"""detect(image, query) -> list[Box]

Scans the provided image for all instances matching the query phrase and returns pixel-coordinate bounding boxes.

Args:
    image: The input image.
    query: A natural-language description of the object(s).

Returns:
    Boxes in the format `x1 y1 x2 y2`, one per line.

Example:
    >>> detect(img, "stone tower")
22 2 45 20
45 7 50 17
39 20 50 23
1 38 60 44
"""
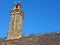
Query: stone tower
6 2 24 40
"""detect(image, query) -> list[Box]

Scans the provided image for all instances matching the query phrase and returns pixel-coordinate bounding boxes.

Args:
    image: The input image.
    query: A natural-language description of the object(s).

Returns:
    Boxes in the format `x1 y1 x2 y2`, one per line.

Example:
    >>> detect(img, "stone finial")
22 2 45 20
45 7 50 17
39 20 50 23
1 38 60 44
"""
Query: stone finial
14 2 17 9
17 1 22 9
14 1 22 9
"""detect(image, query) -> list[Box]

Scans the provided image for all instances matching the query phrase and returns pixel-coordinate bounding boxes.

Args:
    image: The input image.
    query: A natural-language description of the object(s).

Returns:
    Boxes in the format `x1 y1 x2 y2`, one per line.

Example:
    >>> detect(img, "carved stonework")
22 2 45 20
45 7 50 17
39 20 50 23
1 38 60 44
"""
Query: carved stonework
6 2 24 40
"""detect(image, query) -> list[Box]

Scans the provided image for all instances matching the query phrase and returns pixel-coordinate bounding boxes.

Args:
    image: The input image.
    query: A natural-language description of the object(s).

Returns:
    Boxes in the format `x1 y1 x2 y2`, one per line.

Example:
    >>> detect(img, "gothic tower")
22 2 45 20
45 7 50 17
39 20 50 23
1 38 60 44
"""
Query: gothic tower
6 2 24 40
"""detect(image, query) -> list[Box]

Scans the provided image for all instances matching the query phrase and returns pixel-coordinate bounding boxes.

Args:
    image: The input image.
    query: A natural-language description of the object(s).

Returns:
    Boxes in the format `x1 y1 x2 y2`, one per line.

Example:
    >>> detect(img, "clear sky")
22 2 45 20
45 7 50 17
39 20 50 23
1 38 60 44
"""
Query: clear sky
0 0 60 38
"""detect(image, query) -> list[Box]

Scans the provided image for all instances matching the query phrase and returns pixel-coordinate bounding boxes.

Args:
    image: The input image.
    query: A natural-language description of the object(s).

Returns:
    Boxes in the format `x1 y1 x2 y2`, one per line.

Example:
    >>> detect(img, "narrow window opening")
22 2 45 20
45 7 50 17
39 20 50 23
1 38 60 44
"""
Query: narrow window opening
16 5 18 8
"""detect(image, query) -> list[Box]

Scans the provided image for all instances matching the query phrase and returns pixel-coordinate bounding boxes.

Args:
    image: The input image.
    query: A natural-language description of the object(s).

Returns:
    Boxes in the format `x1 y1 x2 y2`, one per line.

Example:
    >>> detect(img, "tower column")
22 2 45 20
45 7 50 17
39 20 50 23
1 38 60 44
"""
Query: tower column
6 2 24 40
8 14 15 38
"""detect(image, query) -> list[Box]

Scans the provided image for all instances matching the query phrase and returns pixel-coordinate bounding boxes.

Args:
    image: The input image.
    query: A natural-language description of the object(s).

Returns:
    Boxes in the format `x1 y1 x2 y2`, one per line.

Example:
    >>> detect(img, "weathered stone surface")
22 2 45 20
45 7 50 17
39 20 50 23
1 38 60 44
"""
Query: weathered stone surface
1 1 60 45
0 32 60 45
7 2 24 39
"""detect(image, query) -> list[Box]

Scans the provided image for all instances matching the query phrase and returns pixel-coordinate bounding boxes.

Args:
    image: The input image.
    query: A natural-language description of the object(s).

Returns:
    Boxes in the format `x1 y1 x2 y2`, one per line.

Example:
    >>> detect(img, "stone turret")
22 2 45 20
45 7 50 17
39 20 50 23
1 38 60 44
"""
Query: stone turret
6 2 24 40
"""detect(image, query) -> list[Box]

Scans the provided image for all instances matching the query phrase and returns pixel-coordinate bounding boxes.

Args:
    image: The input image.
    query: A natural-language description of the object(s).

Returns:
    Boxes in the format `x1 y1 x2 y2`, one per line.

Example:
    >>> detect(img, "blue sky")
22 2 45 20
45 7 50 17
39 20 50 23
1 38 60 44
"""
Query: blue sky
0 0 60 38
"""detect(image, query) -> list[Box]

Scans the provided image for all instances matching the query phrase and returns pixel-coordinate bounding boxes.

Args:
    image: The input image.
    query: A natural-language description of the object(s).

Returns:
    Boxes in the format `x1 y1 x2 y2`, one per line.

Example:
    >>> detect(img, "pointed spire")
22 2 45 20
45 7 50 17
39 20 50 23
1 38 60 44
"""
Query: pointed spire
13 1 22 9
14 1 17 6
14 2 17 9
17 1 22 9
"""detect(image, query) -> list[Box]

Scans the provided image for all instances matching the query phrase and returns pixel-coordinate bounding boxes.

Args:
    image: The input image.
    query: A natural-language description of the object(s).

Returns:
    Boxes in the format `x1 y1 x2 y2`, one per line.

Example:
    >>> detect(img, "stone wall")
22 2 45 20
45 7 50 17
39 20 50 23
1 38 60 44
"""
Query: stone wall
0 32 60 45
